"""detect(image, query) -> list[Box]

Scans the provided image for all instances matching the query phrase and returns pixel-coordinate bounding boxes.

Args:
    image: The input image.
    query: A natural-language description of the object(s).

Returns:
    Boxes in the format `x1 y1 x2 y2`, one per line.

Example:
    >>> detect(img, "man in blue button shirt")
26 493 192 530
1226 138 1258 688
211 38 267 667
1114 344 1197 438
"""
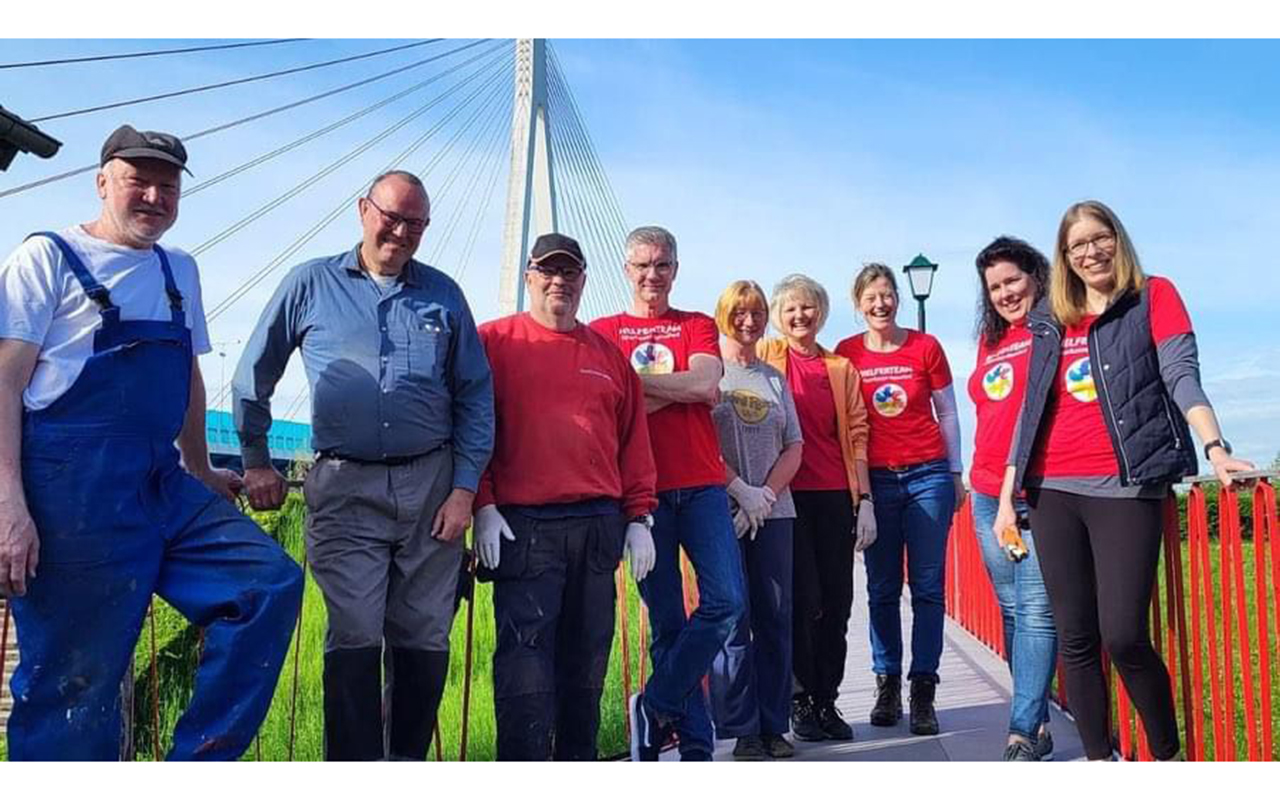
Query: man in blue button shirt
232 170 494 761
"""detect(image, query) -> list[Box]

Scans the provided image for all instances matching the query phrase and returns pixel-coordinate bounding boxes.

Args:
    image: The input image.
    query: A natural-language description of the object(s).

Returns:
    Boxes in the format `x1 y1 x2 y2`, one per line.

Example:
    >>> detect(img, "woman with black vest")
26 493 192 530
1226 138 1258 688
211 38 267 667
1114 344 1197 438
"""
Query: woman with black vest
995 200 1255 760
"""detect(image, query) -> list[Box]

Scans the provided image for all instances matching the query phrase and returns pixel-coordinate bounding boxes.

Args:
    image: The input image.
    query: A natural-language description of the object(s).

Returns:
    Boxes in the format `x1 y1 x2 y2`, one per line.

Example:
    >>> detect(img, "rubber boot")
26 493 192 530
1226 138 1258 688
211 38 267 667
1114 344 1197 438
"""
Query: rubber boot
869 674 902 727
386 648 450 760
909 676 940 736
323 646 384 761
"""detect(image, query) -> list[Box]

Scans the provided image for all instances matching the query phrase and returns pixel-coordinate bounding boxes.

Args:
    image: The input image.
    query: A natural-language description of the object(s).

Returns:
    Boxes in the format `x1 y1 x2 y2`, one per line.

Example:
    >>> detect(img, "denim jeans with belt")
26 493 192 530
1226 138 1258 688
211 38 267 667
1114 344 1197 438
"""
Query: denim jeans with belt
970 491 1057 739
864 459 956 680
641 485 746 757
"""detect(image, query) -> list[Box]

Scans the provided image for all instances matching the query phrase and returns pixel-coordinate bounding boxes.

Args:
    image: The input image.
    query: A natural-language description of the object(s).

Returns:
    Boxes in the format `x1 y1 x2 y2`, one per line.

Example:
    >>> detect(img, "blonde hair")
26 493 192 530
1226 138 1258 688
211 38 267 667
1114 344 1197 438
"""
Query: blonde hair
769 274 830 337
1050 200 1146 326
851 262 898 306
714 280 768 337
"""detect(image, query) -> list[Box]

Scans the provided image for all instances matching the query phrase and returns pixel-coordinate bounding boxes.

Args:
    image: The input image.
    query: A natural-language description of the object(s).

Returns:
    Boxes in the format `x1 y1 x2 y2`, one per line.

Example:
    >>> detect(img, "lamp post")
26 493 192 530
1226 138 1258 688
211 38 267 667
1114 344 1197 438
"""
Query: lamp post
902 254 939 333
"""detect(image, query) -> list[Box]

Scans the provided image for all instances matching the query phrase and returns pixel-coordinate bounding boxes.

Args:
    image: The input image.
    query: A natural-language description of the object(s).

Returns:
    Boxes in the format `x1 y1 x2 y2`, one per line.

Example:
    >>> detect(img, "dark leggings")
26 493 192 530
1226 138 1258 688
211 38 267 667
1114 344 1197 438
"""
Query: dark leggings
792 489 856 704
1027 488 1180 760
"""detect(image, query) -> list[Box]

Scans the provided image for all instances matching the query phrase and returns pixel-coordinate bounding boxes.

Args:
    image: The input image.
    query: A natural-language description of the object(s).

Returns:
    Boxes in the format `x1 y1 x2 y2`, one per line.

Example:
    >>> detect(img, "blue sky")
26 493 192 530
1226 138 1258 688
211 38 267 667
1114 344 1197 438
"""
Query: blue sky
3 37 1277 471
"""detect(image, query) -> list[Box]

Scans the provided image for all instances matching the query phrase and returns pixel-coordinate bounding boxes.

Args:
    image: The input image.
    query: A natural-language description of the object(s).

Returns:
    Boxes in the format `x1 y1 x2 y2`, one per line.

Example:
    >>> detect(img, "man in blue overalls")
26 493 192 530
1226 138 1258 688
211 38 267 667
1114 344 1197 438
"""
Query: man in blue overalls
0 125 304 760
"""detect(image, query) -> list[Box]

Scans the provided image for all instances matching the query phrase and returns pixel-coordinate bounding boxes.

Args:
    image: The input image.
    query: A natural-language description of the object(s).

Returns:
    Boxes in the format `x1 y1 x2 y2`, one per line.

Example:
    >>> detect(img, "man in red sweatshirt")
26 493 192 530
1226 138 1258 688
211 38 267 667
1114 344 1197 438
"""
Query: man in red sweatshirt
474 232 657 760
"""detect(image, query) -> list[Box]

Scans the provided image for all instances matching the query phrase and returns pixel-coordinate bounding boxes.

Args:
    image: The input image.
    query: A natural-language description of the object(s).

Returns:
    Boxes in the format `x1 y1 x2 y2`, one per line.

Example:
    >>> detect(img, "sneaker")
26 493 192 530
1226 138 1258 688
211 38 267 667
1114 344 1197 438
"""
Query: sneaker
869 674 902 727
815 702 854 741
791 696 825 741
908 676 939 736
1003 738 1040 761
629 692 671 761
762 734 795 759
732 736 767 761
1034 728 1054 761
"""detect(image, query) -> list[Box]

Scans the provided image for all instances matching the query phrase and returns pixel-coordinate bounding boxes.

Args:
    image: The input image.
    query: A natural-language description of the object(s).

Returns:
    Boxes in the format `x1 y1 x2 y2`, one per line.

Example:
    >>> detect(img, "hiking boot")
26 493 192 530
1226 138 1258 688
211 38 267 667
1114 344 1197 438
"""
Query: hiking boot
909 676 939 736
629 692 672 761
1034 727 1054 761
680 749 714 761
1003 738 1040 761
869 674 902 727
732 735 767 761
815 702 853 740
762 734 795 759
791 696 825 741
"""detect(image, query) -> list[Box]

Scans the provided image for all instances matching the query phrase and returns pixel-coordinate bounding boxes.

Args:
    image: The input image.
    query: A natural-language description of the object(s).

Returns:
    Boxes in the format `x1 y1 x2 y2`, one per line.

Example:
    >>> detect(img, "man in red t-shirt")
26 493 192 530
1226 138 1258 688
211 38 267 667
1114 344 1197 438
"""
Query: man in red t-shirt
473 233 657 760
590 225 745 761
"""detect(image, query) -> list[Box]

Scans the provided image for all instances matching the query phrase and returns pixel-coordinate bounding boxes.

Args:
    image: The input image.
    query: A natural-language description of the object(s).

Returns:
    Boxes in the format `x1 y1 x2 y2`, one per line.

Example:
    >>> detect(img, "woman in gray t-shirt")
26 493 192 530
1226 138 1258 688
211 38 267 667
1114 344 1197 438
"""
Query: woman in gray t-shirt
708 280 804 760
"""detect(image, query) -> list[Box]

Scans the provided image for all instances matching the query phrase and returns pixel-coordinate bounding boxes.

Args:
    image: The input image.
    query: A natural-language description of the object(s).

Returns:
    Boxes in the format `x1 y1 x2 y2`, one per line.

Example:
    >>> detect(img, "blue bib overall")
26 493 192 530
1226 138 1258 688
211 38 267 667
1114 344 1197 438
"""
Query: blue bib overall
7 232 302 761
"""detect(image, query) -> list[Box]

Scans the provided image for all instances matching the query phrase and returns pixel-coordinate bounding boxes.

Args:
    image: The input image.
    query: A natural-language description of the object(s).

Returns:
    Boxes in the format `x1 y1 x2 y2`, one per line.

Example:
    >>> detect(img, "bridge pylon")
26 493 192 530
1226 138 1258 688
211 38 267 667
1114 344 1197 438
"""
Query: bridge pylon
498 39 559 316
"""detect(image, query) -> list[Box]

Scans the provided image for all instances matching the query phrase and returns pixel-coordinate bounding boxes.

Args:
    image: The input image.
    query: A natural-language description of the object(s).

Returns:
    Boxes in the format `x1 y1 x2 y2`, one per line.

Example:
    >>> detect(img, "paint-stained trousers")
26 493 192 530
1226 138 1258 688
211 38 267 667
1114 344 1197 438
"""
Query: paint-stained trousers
482 508 627 761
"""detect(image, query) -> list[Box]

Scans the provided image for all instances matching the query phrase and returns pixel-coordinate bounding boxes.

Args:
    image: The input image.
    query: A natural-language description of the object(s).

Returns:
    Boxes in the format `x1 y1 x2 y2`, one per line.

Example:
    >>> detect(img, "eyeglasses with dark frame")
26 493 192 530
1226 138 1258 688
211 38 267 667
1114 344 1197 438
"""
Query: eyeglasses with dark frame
1066 231 1116 259
364 196 429 234
527 263 585 281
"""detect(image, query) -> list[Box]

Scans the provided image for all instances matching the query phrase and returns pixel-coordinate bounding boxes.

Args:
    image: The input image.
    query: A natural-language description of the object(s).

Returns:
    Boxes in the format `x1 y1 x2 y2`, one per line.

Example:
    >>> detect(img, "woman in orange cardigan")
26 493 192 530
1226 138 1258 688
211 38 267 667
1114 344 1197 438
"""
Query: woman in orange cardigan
758 273 873 742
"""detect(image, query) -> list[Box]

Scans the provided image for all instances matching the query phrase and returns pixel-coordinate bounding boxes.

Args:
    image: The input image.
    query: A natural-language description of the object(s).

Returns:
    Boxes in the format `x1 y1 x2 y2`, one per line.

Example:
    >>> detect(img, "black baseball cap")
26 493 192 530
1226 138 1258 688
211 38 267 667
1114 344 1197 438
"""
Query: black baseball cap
100 124 191 175
529 232 585 268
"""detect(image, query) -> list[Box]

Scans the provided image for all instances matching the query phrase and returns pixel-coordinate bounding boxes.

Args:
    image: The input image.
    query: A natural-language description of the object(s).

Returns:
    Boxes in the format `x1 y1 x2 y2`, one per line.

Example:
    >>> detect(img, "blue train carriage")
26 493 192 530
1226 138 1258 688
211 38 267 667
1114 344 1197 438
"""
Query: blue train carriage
204 410 313 474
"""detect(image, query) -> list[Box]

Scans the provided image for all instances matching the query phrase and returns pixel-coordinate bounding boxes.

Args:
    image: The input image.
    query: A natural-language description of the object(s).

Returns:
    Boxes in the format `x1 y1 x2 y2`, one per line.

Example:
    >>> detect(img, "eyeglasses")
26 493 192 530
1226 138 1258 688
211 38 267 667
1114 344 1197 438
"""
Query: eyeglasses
364 197 429 234
528 263 584 281
627 259 675 275
1066 232 1115 258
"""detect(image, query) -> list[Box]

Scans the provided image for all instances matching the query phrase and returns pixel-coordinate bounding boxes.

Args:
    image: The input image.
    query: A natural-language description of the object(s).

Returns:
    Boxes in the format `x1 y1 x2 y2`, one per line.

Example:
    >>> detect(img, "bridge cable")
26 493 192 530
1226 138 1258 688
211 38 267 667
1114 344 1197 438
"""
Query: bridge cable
28 39 446 123
0 39 501 201
190 48 510 260
185 41 509 198
203 55 513 325
0 39 309 70
453 92 516 284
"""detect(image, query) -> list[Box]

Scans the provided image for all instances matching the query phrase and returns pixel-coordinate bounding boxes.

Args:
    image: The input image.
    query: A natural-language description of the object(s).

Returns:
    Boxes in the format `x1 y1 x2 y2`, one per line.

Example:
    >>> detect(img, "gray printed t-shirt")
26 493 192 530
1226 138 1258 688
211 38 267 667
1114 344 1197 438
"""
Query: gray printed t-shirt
712 360 804 519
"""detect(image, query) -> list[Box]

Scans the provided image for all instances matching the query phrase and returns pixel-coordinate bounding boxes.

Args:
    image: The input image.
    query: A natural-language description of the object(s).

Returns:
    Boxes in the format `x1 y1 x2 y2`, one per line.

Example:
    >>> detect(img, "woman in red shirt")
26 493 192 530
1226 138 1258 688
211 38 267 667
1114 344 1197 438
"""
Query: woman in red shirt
967 236 1056 761
996 201 1255 760
836 263 965 737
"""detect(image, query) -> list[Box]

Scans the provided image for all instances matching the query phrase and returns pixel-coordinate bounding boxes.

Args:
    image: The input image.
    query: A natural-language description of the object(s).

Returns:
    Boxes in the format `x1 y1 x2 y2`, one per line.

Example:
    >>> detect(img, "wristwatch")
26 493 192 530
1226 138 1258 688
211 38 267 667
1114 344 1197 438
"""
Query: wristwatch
1203 438 1232 460
629 513 655 531
857 492 874 506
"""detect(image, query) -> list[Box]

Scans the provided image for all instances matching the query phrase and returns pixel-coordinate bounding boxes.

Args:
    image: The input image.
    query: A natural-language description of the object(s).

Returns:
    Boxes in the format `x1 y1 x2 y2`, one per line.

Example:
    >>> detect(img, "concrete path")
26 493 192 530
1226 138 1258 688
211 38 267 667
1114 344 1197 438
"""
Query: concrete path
662 553 1086 761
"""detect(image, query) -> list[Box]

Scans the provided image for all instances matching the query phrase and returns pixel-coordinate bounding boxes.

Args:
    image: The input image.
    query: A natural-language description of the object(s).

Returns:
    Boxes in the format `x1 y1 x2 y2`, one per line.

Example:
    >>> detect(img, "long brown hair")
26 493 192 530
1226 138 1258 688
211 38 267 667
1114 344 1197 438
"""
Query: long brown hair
1050 200 1146 326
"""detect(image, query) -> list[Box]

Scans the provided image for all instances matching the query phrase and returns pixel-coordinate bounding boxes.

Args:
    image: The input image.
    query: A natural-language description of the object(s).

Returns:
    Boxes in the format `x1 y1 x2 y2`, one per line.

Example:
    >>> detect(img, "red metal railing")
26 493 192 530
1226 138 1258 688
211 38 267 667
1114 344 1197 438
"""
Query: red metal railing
944 473 1280 761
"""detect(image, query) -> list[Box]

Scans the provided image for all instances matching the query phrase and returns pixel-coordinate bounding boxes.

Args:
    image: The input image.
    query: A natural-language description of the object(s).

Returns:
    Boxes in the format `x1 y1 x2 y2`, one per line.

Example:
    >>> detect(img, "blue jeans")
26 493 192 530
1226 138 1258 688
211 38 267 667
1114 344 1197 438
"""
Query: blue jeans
970 492 1057 739
864 459 955 680
641 485 746 757
709 518 793 738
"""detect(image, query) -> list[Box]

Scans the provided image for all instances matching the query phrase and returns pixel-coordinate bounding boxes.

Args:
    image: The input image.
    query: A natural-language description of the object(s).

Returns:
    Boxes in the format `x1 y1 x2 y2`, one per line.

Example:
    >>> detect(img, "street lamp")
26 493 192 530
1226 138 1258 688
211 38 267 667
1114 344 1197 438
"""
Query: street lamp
902 254 939 333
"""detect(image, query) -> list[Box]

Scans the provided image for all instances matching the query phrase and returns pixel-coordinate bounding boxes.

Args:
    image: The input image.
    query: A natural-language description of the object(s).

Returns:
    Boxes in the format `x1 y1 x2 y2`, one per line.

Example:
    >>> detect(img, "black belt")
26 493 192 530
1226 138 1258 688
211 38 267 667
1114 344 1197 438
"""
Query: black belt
317 446 441 467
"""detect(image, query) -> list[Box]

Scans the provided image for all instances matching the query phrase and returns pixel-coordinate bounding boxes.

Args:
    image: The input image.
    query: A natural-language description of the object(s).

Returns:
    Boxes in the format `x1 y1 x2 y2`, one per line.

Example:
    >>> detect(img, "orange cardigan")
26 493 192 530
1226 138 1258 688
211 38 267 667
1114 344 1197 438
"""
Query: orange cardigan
758 338 869 500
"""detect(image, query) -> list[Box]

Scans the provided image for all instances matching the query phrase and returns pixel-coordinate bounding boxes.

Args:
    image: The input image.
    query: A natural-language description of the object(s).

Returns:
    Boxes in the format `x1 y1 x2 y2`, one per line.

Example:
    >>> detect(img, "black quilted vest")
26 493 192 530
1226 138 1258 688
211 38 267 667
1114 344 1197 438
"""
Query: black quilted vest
1012 288 1198 491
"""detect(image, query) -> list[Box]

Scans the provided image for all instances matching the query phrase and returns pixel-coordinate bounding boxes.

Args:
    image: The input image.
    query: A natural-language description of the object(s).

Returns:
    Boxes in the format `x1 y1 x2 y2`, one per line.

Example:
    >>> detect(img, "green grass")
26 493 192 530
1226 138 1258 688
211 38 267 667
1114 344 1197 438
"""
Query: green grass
120 494 651 761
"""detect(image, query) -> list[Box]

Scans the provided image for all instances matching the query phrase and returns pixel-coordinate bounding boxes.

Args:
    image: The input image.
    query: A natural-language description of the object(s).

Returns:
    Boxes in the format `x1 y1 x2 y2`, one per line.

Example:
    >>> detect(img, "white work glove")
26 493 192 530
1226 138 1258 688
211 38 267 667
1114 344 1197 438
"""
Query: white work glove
727 477 775 533
625 522 656 582
732 507 755 540
474 504 515 569
854 497 877 552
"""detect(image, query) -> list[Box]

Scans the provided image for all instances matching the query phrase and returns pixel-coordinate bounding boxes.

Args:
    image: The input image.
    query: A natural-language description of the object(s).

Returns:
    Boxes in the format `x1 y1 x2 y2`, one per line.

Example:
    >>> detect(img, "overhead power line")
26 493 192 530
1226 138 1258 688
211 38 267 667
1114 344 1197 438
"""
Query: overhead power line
0 39 309 70
0 39 501 201
29 39 445 123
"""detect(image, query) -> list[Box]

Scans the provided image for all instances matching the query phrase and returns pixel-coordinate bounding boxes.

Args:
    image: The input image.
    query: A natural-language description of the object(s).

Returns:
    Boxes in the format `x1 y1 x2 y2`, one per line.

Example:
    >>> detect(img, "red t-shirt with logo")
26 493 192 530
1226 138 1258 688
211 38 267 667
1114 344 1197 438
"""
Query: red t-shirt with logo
591 309 727 492
786 349 848 491
968 322 1032 496
1030 276 1194 479
835 331 951 469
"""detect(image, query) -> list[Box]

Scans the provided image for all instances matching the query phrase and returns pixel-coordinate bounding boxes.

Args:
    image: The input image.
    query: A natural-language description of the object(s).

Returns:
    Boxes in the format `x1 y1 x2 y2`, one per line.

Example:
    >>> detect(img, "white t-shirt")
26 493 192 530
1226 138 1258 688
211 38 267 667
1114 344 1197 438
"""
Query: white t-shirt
0 225 212 411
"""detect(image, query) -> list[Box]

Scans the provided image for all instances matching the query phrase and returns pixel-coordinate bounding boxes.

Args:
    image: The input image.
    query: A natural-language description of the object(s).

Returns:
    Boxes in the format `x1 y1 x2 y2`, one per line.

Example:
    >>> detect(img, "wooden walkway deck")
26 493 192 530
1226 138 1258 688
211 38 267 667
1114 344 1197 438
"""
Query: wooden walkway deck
664 553 1086 761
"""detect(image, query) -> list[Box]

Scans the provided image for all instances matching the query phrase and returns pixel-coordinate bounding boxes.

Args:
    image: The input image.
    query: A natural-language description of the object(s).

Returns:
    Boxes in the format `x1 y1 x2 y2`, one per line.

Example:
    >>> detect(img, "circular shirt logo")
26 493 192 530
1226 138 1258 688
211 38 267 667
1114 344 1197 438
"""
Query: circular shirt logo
872 383 908 417
1065 356 1097 402
727 389 770 424
982 362 1015 401
630 342 674 375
